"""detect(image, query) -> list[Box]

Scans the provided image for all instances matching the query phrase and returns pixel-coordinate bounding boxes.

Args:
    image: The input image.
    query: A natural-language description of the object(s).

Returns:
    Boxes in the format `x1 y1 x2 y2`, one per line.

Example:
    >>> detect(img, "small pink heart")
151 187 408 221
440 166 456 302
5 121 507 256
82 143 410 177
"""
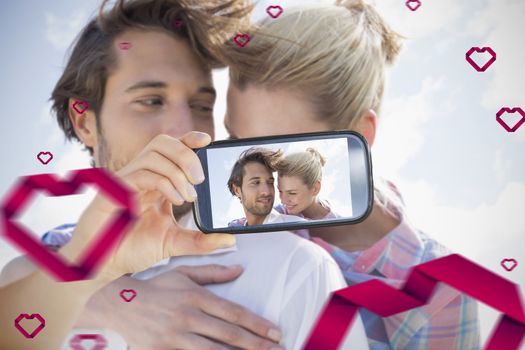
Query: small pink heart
501 258 518 272
37 151 53 165
118 42 132 50
233 34 251 48
172 20 183 29
496 107 525 132
405 0 421 11
120 289 137 302
266 5 283 19
73 100 89 115
465 47 496 72
14 313 46 339
70 334 108 350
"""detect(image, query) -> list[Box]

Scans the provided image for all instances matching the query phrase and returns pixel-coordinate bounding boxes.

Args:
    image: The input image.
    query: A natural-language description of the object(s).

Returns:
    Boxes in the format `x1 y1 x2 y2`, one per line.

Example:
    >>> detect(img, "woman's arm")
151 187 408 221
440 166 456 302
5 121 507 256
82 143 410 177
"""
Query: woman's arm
0 245 113 350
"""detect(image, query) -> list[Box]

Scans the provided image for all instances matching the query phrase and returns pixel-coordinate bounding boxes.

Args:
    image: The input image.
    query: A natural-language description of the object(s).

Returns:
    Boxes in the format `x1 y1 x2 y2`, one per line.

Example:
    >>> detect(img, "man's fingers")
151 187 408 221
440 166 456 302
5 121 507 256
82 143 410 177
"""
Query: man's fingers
149 133 207 184
131 151 197 202
175 264 244 285
188 310 284 350
178 131 212 149
166 228 236 257
197 292 283 344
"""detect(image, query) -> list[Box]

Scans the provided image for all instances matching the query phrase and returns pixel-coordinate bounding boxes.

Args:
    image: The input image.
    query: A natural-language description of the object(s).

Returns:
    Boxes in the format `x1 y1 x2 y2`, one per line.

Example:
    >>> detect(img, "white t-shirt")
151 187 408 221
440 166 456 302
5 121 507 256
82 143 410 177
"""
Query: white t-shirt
131 214 369 350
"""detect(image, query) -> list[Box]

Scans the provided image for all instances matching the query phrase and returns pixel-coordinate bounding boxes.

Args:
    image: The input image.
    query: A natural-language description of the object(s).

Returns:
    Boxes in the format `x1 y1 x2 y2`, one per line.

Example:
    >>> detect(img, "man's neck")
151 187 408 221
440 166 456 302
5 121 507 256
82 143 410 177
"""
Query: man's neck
245 211 267 226
302 199 330 220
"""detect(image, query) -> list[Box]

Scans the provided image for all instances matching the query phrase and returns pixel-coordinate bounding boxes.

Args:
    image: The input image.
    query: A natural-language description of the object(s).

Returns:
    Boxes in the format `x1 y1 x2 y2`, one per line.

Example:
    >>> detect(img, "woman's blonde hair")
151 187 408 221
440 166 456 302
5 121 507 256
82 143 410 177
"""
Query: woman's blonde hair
276 148 326 189
224 0 402 129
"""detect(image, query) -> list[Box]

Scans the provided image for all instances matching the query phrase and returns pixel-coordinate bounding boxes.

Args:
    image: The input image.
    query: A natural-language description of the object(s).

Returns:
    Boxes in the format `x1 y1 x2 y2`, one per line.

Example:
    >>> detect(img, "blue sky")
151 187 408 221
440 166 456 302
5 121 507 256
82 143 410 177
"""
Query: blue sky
0 0 524 345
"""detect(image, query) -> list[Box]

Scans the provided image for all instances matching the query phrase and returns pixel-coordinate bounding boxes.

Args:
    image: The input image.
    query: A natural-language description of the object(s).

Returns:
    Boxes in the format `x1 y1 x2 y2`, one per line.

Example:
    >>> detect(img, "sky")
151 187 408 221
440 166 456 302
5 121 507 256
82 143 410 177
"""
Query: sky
206 138 352 227
0 0 524 346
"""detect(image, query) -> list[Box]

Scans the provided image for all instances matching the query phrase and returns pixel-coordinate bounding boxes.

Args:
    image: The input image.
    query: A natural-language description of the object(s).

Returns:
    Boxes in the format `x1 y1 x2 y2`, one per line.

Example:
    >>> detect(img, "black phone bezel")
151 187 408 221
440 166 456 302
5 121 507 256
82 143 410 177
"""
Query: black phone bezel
193 130 374 234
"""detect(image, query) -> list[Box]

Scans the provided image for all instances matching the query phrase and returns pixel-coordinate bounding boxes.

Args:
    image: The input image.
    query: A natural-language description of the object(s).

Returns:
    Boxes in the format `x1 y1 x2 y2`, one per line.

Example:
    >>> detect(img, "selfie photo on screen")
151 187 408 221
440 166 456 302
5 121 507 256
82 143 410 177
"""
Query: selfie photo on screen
206 138 353 228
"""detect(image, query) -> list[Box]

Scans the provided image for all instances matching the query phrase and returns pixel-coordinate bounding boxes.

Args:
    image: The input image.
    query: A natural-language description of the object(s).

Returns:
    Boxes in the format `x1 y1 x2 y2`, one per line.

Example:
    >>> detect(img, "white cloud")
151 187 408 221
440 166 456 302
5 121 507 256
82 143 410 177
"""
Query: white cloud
372 77 445 180
45 11 88 50
374 0 464 39
464 0 525 141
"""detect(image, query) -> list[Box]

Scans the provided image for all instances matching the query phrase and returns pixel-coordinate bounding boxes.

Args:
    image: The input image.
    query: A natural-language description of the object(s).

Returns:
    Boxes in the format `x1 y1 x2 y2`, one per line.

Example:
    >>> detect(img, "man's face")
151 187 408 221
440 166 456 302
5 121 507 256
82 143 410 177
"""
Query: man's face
234 162 275 217
94 29 215 171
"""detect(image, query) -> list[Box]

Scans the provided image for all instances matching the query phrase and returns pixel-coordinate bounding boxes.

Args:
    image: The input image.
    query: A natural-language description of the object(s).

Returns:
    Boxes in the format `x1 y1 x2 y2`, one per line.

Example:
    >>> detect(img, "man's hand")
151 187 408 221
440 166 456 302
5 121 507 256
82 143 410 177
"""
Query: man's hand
80 264 284 350
65 132 236 281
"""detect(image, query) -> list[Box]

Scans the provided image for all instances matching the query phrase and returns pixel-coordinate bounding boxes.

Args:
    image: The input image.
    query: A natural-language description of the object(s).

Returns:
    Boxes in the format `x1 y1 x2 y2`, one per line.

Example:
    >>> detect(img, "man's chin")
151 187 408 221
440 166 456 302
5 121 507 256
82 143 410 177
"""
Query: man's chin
172 202 193 220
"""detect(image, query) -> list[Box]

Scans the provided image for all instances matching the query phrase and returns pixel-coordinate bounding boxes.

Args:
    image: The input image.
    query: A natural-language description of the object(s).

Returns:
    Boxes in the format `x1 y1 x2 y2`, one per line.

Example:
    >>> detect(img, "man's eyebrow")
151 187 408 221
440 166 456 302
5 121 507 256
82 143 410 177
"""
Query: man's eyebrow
125 81 167 92
197 86 216 97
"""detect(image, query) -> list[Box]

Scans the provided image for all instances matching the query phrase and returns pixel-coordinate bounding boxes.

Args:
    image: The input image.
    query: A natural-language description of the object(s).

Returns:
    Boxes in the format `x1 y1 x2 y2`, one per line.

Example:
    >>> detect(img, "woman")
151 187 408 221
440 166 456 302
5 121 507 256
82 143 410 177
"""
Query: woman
223 0 481 348
274 148 341 220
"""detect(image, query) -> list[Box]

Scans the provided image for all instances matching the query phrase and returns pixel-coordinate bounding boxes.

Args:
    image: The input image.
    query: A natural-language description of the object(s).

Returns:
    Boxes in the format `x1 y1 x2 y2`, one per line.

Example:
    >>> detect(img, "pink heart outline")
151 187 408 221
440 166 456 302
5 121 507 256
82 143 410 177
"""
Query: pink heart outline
266 5 283 19
14 313 46 339
172 19 183 29
37 151 53 165
69 334 108 350
496 107 525 132
73 100 89 115
118 42 132 50
466 47 497 72
119 288 137 302
0 168 137 282
303 254 525 350
233 34 251 48
501 258 518 272
405 0 421 11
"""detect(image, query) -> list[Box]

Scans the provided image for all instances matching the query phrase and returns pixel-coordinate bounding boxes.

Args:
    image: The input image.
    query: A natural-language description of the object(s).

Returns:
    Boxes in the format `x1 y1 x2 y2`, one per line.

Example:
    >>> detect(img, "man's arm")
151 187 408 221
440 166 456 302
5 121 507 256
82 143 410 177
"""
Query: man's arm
76 264 284 350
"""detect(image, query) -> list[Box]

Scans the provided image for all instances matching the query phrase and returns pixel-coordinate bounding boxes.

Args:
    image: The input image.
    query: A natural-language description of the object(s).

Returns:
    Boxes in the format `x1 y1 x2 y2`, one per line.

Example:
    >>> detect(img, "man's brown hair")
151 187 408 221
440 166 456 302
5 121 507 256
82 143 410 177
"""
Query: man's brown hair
227 147 283 196
50 0 252 160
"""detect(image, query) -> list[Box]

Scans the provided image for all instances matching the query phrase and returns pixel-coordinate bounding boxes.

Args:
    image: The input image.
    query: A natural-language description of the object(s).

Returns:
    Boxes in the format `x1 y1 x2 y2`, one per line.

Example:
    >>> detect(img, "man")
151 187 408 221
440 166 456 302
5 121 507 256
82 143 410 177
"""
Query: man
227 147 304 226
0 0 368 349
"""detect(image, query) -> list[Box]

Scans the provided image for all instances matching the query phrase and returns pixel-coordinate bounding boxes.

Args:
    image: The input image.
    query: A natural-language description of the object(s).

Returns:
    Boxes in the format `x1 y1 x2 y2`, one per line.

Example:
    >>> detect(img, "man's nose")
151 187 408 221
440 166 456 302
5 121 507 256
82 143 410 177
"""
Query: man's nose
260 184 271 195
161 106 194 138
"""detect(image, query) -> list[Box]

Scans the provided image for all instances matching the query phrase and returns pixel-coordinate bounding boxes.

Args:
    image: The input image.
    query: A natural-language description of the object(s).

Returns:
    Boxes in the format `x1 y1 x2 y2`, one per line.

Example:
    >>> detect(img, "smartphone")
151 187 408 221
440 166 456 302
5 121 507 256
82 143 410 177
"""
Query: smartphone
193 131 373 234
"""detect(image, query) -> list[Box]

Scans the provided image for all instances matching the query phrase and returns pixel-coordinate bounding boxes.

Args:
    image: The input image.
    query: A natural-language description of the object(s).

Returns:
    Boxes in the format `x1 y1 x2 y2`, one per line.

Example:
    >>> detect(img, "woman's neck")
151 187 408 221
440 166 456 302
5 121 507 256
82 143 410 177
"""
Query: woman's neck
308 201 400 252
302 198 330 220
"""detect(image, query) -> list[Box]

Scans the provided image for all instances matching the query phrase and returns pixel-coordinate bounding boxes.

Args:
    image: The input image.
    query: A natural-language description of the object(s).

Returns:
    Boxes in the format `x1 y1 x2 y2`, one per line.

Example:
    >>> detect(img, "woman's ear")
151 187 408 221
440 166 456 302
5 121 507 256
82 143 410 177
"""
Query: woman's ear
68 98 98 149
352 109 377 147
313 181 321 196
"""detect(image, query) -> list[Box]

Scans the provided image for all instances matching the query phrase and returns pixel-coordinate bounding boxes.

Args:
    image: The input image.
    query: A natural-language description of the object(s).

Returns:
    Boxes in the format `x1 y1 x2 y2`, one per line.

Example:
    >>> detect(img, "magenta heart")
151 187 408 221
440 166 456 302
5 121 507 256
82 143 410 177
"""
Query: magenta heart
14 313 46 339
266 5 283 19
465 47 496 72
501 258 518 272
405 0 421 11
69 334 107 350
0 168 137 282
120 288 137 302
118 42 132 50
172 19 183 29
496 107 525 132
37 151 53 165
233 33 251 48
73 100 89 114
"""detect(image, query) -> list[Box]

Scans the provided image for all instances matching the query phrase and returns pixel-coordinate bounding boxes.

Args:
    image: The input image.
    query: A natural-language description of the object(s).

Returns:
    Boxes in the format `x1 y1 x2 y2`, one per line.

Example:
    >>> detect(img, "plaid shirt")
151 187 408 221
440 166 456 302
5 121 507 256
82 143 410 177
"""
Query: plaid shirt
307 181 481 350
